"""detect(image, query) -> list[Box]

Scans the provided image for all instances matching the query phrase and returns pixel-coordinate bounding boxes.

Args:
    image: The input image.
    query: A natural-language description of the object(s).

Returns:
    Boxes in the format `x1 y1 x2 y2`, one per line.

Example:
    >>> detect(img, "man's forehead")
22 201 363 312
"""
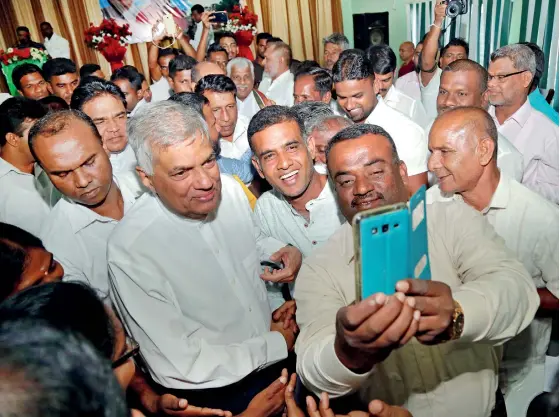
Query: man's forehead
330 134 393 161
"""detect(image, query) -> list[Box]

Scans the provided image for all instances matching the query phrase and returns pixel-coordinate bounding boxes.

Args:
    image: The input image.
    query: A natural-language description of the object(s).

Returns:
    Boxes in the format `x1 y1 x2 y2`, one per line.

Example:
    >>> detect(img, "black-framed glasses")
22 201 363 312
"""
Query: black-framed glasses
112 336 140 369
488 70 527 82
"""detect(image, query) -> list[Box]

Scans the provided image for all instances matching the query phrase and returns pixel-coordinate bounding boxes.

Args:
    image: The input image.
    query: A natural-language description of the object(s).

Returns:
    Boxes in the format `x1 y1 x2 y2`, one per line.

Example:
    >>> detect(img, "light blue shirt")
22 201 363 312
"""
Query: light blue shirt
217 149 254 184
529 89 559 125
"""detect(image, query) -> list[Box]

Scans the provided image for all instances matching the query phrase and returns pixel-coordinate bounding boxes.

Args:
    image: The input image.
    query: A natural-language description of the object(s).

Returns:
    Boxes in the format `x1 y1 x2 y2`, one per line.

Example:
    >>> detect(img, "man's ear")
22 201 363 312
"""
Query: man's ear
522 71 533 90
477 136 495 167
136 166 156 193
481 89 490 109
251 155 265 179
321 91 332 104
136 88 144 101
306 135 316 160
46 83 53 94
5 132 21 148
373 77 381 95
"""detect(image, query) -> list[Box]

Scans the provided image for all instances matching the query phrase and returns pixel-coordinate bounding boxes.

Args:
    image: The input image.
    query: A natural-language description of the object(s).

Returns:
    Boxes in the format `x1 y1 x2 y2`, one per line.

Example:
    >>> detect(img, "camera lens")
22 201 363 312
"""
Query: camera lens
446 0 461 17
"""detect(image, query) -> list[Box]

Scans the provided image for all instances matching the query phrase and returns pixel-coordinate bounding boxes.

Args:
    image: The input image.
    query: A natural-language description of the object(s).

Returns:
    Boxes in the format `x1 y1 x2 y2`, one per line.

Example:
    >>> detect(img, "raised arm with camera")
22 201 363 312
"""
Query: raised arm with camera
419 1 446 87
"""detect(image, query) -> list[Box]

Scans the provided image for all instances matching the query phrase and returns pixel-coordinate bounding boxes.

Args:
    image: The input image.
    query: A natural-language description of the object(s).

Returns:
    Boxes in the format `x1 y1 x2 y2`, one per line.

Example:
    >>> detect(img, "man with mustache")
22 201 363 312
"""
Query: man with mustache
366 44 429 128
227 57 273 121
29 110 136 297
333 50 429 194
294 122 538 417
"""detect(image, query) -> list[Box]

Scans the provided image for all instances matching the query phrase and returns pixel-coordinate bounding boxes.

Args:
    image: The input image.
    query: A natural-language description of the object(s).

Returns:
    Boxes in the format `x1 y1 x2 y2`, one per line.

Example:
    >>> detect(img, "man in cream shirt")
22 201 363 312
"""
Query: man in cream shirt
108 102 302 413
427 107 558 406
295 123 538 417
366 44 429 128
259 42 294 107
333 50 429 193
487 44 558 204
29 110 136 298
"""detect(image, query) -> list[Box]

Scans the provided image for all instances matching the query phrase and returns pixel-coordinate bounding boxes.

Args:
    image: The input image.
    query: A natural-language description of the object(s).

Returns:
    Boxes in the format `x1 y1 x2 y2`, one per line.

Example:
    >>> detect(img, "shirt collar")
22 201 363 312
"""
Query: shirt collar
490 99 532 128
233 115 249 142
481 173 509 214
0 157 33 179
384 85 398 104
270 69 292 86
280 176 332 216
365 96 389 124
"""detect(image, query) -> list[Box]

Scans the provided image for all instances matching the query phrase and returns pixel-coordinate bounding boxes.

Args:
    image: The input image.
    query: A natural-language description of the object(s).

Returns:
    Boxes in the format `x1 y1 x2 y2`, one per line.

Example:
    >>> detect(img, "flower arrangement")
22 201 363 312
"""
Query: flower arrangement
221 5 259 60
0 47 48 65
84 19 132 71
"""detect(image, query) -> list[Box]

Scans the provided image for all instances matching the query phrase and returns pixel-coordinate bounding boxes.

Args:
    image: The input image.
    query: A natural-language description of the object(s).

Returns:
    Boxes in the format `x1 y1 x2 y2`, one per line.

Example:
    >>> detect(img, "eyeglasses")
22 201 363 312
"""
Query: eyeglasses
488 70 527 83
112 336 140 369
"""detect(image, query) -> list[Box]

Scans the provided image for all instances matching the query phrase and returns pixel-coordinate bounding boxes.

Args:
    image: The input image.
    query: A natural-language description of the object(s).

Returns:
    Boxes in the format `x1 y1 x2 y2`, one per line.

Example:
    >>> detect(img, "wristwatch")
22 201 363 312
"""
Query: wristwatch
441 300 464 342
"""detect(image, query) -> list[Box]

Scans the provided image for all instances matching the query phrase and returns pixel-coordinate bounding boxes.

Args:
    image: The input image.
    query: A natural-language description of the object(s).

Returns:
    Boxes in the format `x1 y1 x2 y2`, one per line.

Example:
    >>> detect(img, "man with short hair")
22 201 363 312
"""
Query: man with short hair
79 64 105 80
367 44 429 127
70 78 140 183
259 42 295 106
227 57 271 120
168 54 197 94
521 42 558 125
190 3 214 50
322 33 349 71
219 32 238 61
0 98 54 236
253 32 272 84
207 43 229 72
307 114 353 169
427 106 558 401
487 44 558 203
111 67 145 116
40 22 70 59
431 58 524 182
395 40 424 101
12 64 51 100
250 106 346 258
398 41 415 77
42 58 79 105
420 3 469 118
196 75 251 161
295 122 538 417
108 101 301 412
293 66 332 105
29 110 136 297
333 50 429 193
14 26 45 50
149 49 176 102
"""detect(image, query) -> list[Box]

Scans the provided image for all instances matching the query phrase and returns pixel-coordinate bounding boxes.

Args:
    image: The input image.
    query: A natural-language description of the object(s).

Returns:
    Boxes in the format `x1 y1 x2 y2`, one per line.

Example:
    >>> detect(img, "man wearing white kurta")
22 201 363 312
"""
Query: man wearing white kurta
427 107 558 406
41 22 70 59
258 42 294 107
108 102 302 413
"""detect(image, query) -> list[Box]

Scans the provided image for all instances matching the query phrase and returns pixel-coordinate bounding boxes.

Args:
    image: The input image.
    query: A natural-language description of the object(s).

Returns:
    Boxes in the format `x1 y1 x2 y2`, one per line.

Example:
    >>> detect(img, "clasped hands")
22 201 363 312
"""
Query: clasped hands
335 279 455 372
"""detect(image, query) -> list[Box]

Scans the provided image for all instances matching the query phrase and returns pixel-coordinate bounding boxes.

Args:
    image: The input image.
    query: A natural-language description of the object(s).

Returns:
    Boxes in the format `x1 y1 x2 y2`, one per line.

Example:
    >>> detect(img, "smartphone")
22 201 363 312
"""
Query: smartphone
212 11 228 24
353 186 431 300
162 13 175 36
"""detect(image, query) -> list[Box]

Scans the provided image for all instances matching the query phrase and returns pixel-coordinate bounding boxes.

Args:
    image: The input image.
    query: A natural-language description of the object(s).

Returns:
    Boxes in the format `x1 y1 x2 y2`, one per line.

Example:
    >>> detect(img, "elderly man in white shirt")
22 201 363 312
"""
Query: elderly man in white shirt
27 110 136 298
259 42 294 107
333 50 429 193
228 57 271 121
108 101 302 413
419 3 469 119
71 78 144 197
366 44 429 128
0 97 55 237
196 74 251 160
295 122 538 417
487 44 558 204
428 58 524 182
427 107 558 412
41 22 70 59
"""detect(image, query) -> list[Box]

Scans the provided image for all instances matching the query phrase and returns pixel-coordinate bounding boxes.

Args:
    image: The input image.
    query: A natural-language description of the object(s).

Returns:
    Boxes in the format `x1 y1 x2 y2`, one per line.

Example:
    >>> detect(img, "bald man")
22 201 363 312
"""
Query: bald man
398 42 415 77
427 106 558 401
190 61 226 91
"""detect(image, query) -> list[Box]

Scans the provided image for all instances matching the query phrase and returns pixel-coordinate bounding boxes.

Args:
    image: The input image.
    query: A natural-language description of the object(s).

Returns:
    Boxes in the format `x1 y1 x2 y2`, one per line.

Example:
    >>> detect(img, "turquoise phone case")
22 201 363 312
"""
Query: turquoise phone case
353 186 431 299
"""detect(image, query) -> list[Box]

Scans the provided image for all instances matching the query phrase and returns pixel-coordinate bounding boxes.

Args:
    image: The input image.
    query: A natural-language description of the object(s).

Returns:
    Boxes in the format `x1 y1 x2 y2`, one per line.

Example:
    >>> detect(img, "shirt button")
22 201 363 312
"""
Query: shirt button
304 224 308 228
312 240 317 245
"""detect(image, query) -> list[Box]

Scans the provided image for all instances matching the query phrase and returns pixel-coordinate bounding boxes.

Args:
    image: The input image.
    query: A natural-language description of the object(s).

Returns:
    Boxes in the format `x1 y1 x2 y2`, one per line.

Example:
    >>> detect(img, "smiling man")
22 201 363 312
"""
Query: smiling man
42 58 80 105
219 32 239 61
333 50 429 193
108 101 301 413
227 57 272 121
29 110 136 297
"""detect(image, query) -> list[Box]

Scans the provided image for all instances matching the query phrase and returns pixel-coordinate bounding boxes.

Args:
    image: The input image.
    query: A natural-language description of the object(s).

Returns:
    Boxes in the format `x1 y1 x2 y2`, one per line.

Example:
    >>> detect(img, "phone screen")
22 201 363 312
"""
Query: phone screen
213 12 228 24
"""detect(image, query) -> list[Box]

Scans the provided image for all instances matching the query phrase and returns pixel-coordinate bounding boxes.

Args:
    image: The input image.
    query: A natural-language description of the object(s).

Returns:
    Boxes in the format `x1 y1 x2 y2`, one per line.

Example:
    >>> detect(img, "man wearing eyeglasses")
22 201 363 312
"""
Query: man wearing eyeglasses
487 44 559 204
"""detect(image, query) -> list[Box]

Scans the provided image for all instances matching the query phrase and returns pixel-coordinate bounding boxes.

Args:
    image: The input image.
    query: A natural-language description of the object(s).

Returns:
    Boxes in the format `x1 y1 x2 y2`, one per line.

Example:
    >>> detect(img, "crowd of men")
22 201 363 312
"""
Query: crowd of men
0 2 558 417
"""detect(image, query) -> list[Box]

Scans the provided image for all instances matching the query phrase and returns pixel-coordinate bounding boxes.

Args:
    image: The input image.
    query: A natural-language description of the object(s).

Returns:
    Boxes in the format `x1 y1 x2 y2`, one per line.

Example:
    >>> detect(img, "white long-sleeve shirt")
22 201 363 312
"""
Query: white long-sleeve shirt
295 200 538 417
258 70 294 107
44 33 70 59
384 86 429 128
108 175 288 390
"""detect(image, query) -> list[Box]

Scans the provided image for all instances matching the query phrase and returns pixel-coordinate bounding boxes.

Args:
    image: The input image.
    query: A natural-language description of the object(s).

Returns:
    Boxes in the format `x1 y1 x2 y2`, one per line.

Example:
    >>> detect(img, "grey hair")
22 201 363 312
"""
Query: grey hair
227 57 254 78
291 101 334 138
127 101 209 175
322 33 350 50
308 114 353 138
490 44 536 76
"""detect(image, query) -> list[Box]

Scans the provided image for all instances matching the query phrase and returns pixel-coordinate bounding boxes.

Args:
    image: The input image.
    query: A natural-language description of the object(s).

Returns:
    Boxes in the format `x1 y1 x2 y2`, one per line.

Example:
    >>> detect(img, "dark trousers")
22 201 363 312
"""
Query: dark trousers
491 388 508 417
163 353 296 415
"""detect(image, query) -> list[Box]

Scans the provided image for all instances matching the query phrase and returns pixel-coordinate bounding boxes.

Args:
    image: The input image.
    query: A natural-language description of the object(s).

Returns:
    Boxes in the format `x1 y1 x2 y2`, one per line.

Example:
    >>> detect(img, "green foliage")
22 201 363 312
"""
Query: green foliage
212 0 239 13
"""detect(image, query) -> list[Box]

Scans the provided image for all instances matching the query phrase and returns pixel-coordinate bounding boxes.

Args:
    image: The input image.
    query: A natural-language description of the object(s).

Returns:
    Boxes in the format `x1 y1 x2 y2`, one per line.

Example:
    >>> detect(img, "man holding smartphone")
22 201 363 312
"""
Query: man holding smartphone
294 123 538 417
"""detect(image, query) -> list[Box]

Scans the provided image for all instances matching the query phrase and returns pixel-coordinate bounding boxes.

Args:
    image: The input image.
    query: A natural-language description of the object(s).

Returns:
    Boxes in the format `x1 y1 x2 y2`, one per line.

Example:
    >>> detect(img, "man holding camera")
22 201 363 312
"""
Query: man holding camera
420 1 469 119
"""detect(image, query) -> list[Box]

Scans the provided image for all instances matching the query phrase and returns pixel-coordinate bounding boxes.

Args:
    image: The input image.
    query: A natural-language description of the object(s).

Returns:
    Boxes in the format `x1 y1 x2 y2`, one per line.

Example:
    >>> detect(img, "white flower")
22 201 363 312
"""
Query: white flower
7 48 13 53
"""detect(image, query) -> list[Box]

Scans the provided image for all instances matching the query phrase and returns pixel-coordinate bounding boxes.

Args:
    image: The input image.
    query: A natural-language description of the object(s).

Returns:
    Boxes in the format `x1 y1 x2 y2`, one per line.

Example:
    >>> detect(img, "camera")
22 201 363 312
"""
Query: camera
446 0 468 18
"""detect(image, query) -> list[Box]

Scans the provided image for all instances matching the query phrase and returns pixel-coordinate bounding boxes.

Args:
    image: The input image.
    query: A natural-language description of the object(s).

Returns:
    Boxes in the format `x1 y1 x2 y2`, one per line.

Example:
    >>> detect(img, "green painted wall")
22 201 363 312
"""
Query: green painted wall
341 0 409 56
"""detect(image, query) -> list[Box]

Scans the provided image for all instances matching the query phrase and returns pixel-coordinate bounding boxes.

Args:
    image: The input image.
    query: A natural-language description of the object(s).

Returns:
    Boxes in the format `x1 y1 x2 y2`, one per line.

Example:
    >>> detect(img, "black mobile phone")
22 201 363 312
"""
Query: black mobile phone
212 11 228 24
260 260 283 271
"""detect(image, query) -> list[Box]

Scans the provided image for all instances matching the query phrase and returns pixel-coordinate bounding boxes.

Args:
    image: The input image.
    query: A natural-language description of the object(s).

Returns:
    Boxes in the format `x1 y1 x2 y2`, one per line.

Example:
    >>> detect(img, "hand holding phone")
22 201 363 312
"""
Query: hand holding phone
211 11 228 24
